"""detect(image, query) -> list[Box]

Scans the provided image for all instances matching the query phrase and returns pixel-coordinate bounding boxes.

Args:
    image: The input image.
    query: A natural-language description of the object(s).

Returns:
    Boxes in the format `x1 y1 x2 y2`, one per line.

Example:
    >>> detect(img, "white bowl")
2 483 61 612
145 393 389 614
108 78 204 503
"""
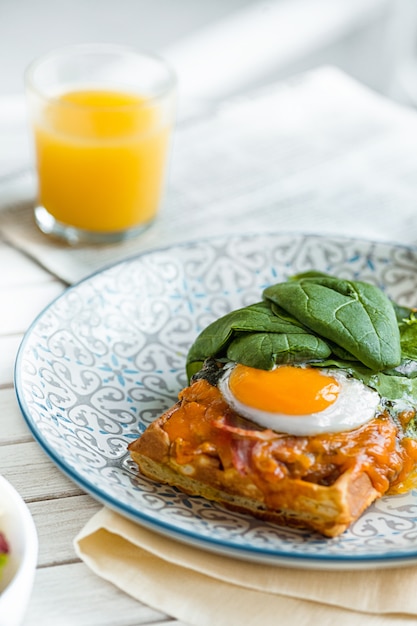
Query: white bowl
0 475 38 626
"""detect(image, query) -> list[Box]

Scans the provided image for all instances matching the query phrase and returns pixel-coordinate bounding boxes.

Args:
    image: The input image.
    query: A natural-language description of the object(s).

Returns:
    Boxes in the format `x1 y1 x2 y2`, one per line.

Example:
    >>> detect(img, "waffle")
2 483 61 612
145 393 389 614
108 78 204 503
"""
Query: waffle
128 372 413 538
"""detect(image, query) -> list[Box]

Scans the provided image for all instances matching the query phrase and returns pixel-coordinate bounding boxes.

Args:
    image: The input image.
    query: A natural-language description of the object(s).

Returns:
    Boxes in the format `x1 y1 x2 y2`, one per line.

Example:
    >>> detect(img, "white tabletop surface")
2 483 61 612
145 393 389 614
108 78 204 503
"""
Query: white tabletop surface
3 50 417 626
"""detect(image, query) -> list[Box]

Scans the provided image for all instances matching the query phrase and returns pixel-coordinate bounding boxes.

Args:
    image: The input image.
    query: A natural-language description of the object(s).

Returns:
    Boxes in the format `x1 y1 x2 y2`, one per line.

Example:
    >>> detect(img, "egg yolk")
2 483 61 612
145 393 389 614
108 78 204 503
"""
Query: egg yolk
228 364 340 415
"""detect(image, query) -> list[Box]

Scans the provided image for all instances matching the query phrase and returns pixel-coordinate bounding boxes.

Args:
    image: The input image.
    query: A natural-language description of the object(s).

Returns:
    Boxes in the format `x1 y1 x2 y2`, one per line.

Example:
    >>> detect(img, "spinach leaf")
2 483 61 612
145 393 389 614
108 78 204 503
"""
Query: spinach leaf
263 273 401 371
395 305 417 361
309 358 417 402
351 368 417 403
186 300 331 379
226 332 331 370
393 302 415 324
186 301 290 378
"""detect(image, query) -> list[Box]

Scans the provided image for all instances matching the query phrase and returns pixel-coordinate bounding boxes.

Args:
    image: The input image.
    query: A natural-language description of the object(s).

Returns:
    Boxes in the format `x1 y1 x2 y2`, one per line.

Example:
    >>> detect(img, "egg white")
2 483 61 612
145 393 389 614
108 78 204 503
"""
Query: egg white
218 365 381 436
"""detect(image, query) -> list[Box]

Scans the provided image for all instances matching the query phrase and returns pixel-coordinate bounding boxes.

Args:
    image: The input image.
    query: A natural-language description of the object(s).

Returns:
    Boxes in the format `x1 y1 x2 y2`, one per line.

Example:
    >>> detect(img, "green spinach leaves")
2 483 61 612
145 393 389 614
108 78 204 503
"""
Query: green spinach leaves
263 273 401 371
186 272 409 385
186 301 331 379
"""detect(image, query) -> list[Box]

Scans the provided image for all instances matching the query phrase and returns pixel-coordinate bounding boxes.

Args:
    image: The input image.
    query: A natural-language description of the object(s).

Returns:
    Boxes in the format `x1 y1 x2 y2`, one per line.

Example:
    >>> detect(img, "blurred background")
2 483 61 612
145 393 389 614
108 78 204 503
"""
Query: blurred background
2 0 417 116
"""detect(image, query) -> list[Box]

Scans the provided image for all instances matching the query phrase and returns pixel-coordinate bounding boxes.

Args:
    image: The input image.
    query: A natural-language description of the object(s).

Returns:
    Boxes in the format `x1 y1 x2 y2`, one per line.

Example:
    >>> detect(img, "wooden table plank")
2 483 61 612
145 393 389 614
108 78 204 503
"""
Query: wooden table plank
28 494 102 567
0 239 54 287
0 441 84 501
0 334 22 386
24 562 173 626
0 282 64 334
0 386 33 443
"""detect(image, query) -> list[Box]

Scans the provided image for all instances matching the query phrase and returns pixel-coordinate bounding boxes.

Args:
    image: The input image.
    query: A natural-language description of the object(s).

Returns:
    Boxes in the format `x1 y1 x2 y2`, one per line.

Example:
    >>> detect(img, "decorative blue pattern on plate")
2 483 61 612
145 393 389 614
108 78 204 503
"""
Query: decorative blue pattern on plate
14 233 417 569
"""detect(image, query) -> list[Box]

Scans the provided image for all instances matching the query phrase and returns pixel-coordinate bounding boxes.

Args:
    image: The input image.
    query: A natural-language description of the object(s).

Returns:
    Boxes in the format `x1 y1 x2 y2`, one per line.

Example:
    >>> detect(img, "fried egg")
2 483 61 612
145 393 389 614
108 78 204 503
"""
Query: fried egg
218 363 380 436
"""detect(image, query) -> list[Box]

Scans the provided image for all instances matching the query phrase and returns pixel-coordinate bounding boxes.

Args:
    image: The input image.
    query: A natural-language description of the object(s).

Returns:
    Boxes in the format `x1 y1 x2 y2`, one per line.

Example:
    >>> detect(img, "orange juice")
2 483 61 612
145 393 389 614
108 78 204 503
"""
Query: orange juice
33 89 171 232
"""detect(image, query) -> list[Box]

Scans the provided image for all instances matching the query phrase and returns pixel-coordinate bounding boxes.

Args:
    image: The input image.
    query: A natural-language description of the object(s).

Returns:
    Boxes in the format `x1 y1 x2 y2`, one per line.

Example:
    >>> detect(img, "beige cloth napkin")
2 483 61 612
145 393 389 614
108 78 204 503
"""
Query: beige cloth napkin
74 507 417 626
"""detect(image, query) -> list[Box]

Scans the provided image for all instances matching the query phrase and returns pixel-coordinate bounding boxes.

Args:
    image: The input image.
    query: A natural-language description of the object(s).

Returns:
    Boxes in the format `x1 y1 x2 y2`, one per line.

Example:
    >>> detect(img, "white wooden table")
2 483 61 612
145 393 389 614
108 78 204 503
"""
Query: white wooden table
3 65 417 626
0 235 185 625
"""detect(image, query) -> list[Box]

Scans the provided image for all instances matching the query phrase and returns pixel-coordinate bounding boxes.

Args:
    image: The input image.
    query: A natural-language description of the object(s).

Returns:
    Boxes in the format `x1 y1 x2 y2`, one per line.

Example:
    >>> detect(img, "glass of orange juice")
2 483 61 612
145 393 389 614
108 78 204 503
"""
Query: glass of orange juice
24 44 176 244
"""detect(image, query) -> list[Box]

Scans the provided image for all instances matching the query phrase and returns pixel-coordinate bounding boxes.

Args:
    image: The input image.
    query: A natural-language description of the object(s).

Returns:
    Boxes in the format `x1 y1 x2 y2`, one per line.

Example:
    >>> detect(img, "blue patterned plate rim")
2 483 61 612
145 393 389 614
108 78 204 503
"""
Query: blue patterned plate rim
13 232 417 569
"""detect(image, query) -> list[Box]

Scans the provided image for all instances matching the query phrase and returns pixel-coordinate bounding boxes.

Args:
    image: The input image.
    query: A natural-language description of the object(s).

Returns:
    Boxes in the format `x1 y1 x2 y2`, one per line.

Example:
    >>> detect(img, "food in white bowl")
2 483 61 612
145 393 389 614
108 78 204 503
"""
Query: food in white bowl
0 531 9 580
0 475 38 626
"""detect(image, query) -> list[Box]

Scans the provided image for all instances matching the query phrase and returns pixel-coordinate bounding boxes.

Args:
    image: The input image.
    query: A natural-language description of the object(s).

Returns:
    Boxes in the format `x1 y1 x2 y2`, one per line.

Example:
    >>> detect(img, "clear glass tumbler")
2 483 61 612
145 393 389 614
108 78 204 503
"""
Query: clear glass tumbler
25 44 176 244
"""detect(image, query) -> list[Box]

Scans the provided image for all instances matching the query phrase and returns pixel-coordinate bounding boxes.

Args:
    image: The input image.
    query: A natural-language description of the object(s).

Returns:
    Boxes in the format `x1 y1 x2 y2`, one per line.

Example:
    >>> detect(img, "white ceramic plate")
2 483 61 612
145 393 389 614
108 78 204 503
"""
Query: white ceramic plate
14 233 417 569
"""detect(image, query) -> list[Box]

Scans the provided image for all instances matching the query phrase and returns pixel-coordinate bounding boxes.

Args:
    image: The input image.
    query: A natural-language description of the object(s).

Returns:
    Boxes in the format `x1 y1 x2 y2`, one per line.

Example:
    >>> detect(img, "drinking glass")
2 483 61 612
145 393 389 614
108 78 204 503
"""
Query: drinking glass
25 44 176 244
